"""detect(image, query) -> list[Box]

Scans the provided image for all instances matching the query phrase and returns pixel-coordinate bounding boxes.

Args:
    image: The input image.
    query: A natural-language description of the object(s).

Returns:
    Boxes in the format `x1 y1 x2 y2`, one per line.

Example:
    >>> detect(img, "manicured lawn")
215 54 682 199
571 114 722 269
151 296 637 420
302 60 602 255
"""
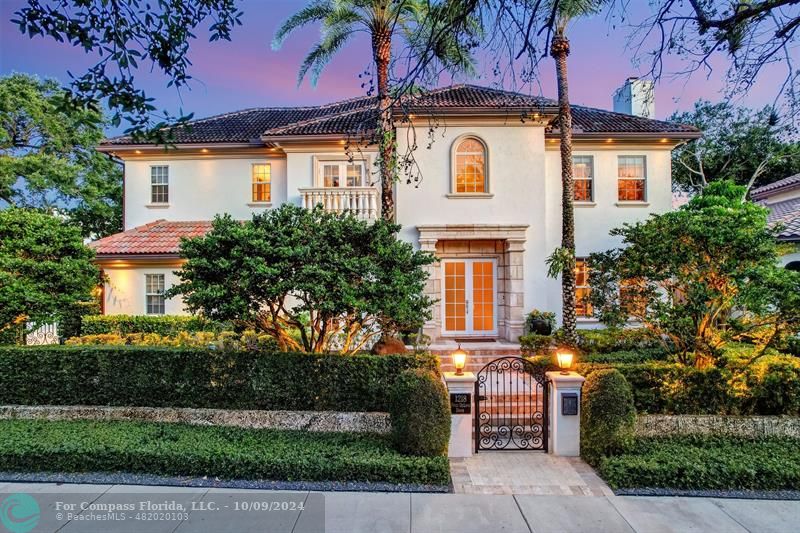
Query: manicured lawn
594 436 800 491
0 420 450 486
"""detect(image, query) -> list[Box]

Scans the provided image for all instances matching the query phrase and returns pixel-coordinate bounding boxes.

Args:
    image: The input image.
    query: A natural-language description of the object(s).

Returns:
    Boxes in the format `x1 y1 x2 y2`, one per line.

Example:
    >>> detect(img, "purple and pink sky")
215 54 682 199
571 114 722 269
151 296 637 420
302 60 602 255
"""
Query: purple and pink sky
0 0 785 133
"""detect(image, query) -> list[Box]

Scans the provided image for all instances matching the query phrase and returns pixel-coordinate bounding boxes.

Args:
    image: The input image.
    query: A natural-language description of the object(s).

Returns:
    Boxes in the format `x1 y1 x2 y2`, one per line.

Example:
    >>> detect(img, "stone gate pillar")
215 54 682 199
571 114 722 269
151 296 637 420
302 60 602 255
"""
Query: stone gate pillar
443 371 477 458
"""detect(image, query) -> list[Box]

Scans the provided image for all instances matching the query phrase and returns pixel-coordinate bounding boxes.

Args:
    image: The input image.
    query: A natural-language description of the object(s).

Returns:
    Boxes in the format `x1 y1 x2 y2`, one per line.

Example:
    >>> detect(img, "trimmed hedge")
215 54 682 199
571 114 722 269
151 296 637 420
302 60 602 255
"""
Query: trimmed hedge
81 315 221 335
389 369 450 456
0 346 438 412
0 419 450 485
595 435 800 490
577 355 800 415
581 369 635 462
58 301 101 341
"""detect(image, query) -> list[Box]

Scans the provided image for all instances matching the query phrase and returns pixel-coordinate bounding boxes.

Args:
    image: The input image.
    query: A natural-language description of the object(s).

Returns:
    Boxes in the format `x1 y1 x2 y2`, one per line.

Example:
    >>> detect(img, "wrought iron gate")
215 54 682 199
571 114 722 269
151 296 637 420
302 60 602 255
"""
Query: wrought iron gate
475 357 548 451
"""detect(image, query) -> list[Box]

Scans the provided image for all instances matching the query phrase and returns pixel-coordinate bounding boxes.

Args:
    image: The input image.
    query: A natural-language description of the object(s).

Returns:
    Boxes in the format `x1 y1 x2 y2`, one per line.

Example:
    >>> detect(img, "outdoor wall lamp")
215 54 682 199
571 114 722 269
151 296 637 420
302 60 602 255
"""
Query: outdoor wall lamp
556 350 574 375
452 345 468 376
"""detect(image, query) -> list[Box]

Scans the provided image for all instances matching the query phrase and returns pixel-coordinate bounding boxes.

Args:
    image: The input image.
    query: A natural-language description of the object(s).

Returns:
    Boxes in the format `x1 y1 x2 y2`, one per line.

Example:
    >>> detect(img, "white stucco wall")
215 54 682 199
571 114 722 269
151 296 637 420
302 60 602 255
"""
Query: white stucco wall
103 265 187 316
123 154 287 229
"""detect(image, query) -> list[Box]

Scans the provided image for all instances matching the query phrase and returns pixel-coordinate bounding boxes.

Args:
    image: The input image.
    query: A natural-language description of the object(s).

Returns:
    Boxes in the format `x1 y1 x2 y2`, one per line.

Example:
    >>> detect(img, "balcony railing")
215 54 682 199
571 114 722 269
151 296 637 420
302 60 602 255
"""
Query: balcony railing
299 187 379 221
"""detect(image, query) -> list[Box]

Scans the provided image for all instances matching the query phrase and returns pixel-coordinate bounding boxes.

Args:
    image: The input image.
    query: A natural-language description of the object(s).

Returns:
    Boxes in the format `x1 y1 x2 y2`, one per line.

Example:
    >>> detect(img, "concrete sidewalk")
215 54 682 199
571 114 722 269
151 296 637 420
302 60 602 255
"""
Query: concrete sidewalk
1 482 798 533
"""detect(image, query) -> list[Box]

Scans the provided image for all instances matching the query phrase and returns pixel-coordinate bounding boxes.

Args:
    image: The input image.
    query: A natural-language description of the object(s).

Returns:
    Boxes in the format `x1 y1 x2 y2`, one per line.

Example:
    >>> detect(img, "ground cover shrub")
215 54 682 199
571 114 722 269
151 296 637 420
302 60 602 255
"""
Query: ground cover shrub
595 435 800 490
0 345 438 412
576 328 662 354
581 369 636 462
581 350 668 364
0 419 450 485
388 369 450 456
81 315 221 336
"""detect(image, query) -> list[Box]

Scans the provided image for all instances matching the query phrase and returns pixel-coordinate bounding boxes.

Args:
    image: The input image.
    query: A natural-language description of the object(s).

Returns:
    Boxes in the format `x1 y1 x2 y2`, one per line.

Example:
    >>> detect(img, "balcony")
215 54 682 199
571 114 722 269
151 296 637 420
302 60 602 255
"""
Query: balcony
299 187 379 221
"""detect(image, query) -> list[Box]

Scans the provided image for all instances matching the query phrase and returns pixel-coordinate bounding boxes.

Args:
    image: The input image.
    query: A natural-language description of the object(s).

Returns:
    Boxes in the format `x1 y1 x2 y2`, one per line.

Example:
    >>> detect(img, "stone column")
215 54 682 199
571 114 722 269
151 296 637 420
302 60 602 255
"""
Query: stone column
419 236 440 341
443 372 477 458
546 371 586 456
504 238 526 341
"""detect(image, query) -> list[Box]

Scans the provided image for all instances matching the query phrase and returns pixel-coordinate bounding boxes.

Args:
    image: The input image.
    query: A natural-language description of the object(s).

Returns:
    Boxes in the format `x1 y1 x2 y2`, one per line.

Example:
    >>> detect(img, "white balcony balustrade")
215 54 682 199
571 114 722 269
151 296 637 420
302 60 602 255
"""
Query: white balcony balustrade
299 187 379 221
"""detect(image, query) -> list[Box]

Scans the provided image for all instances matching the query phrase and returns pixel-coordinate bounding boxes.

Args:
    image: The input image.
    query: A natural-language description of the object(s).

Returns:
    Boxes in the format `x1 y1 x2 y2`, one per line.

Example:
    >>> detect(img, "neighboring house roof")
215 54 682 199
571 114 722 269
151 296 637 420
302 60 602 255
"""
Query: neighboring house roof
763 196 800 242
751 173 800 201
90 220 212 257
101 84 699 146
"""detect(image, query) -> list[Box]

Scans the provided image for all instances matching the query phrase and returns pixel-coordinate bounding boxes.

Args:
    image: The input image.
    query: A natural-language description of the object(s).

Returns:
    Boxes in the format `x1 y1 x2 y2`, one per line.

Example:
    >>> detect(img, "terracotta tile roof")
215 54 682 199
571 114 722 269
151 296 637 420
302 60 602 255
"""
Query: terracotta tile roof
89 220 213 256
102 84 699 146
751 173 800 200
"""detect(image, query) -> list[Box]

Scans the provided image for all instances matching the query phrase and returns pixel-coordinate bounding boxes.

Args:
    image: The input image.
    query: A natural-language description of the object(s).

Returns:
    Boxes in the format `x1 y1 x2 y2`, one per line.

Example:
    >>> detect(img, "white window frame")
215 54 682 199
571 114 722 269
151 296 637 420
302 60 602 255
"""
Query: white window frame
450 135 490 196
144 273 166 315
315 160 367 188
440 258 498 337
251 163 272 203
150 165 169 205
617 155 647 202
575 258 592 318
572 155 594 202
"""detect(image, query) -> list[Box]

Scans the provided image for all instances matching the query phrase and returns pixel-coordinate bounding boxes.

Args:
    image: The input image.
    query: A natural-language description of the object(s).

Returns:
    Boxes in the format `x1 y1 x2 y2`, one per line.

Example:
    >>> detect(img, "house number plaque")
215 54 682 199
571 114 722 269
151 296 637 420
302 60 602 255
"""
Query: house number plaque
450 393 471 414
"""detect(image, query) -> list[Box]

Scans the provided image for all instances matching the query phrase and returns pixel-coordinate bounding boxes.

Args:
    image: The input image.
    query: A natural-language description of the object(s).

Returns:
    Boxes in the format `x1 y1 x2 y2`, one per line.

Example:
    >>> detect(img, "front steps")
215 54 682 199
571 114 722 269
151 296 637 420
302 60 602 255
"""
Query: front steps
430 341 523 373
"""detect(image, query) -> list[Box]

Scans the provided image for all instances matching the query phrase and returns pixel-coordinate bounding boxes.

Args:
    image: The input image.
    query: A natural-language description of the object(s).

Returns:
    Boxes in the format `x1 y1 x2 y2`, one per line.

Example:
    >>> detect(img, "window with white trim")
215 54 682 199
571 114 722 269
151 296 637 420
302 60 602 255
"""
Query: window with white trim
453 137 487 193
318 161 365 187
150 166 169 204
145 274 166 315
573 156 594 201
252 163 271 202
617 156 646 201
575 258 592 318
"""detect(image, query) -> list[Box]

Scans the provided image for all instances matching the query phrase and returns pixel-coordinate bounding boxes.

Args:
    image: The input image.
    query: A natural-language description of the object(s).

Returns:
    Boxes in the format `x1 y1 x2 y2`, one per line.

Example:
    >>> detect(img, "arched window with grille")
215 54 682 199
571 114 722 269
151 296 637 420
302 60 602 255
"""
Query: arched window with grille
452 136 489 194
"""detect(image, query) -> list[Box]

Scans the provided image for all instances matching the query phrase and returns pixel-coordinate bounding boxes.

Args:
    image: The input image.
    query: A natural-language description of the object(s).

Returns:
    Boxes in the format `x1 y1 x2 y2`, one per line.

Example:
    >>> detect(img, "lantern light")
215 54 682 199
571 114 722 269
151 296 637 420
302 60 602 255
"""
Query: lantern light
452 344 468 376
556 350 574 375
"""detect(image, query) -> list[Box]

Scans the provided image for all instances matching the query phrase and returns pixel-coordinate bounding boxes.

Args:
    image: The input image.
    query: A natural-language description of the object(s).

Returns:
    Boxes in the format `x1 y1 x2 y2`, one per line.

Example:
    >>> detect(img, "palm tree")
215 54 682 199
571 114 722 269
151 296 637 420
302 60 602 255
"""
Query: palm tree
548 0 607 344
273 0 477 221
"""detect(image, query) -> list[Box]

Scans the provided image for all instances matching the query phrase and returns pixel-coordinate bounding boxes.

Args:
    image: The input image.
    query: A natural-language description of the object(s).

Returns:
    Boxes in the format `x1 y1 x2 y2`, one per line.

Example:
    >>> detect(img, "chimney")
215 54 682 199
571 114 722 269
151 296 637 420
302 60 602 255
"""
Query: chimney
613 77 655 118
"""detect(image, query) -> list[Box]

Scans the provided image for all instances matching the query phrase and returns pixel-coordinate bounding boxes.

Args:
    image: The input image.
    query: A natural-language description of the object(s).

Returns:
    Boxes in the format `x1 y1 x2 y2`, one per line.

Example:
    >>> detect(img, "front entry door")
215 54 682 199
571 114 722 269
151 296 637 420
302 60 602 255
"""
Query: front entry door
443 259 497 336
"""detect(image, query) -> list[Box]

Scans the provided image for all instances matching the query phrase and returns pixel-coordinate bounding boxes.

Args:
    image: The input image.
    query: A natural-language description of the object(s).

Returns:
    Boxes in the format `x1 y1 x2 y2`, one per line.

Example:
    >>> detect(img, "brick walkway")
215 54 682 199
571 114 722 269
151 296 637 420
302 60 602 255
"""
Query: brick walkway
450 452 613 496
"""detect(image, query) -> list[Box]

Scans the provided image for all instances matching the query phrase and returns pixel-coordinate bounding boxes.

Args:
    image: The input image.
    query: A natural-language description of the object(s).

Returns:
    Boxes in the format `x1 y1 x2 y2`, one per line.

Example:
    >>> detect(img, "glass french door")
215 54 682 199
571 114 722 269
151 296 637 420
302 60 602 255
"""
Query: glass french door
443 259 497 336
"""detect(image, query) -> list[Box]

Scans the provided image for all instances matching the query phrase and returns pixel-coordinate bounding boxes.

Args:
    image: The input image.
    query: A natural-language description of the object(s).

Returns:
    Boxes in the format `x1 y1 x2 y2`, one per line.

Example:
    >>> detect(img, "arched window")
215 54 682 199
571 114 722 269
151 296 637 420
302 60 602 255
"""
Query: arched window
453 137 488 194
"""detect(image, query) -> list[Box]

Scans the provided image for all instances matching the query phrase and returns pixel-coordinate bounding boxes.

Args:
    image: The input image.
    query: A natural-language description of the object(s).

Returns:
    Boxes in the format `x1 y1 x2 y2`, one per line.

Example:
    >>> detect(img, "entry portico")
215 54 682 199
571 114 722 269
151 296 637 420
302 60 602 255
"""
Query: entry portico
417 224 528 343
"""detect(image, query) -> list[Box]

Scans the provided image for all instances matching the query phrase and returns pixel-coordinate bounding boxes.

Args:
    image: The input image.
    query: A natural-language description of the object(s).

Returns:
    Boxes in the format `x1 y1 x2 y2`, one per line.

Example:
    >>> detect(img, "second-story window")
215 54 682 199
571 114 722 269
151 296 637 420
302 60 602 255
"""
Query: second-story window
150 166 169 204
618 156 646 201
319 161 365 187
573 156 594 201
252 163 271 202
453 137 487 193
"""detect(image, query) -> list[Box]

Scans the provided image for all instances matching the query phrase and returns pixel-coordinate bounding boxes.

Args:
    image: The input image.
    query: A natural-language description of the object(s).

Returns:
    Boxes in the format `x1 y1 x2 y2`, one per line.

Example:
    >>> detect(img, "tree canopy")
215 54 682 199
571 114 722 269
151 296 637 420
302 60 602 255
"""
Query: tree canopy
0 73 122 238
0 208 100 336
587 181 800 366
669 100 800 193
167 205 435 354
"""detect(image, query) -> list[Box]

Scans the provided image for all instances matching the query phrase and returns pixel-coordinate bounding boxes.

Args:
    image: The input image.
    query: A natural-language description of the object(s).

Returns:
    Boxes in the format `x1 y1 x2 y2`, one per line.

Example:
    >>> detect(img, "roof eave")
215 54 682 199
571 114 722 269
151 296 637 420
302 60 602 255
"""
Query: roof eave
94 253 182 261
548 131 702 141
97 141 268 152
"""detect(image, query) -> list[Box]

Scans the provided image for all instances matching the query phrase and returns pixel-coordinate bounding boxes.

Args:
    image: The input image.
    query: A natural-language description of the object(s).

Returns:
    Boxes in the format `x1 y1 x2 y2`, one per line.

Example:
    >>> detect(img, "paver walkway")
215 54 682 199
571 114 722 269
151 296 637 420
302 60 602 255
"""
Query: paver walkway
2 481 798 533
450 452 613 495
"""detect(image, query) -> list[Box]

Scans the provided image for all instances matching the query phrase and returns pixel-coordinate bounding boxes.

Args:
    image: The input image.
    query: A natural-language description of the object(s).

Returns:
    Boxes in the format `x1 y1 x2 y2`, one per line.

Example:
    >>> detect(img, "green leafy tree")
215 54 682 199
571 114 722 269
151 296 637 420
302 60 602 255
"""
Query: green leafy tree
0 208 100 337
273 0 478 221
12 0 243 140
167 205 435 354
669 101 800 193
587 181 798 367
0 73 122 238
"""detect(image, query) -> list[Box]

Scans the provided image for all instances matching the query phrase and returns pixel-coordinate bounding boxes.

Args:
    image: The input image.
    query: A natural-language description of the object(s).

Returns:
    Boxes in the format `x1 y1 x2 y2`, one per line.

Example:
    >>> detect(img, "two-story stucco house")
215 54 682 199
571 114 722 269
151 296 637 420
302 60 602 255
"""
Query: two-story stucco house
91 84 699 342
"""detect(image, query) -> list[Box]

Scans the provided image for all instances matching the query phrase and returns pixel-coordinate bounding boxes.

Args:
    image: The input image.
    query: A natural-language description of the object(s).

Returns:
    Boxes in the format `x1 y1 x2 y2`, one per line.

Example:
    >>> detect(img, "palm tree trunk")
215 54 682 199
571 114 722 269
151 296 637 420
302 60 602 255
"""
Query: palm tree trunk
373 27 394 221
551 34 577 345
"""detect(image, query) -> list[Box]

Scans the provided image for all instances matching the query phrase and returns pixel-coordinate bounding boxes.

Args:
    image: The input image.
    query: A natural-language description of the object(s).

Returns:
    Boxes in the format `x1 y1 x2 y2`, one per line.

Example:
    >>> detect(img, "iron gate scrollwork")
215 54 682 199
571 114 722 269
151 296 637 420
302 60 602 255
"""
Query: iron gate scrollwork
475 356 548 451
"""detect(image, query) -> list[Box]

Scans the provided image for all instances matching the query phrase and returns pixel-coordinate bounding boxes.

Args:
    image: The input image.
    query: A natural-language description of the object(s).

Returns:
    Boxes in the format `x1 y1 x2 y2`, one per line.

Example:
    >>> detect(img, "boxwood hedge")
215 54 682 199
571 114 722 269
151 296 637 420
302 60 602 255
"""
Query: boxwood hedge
81 315 221 336
0 419 450 485
0 346 438 412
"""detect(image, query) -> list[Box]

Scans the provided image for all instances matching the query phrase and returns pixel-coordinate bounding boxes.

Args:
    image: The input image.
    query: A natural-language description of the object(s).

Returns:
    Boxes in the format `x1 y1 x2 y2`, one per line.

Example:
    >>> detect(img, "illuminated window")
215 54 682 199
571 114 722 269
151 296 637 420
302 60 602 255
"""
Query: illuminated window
318 161 365 187
620 278 647 316
575 259 592 317
573 156 594 201
454 137 487 193
618 156 646 201
252 163 271 202
150 166 169 204
145 274 165 315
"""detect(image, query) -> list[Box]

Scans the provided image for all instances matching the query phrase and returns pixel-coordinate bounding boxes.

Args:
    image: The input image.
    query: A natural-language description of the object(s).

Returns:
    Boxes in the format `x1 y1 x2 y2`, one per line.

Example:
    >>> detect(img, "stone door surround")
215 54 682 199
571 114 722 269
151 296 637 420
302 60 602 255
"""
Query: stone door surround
417 224 529 342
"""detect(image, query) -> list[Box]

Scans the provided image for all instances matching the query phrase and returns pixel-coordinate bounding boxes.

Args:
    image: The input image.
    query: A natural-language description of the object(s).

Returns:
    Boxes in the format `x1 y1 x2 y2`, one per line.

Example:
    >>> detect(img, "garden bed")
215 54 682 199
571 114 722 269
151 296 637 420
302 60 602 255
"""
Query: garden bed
594 435 800 491
0 420 450 486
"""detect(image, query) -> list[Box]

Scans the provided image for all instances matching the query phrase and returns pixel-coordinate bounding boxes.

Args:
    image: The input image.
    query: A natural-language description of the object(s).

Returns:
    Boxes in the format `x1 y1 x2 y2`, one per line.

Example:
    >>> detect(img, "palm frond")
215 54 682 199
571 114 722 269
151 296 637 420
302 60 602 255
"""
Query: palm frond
298 23 355 86
272 0 336 50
